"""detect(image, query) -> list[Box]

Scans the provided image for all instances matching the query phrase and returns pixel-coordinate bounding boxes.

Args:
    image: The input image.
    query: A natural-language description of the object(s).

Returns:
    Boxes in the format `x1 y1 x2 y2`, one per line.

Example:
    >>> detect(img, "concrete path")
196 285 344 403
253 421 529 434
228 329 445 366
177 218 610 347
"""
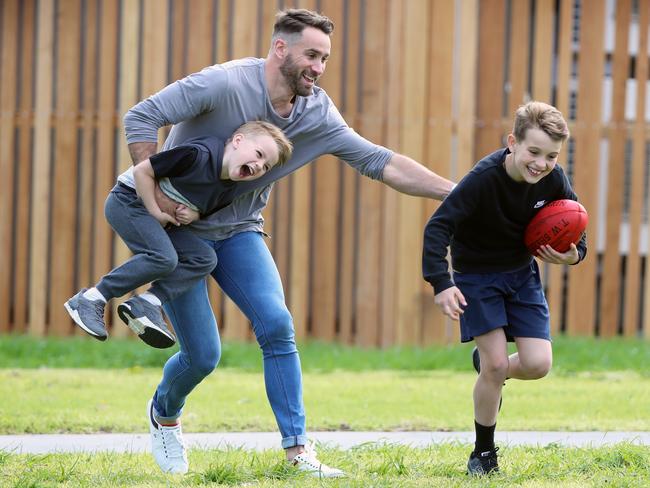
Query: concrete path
1 431 649 454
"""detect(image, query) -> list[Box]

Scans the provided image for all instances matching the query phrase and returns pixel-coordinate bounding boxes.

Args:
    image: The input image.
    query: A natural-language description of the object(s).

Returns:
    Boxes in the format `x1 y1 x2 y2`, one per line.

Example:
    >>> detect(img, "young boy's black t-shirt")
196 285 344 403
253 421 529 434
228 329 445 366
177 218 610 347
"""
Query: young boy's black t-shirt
422 148 587 295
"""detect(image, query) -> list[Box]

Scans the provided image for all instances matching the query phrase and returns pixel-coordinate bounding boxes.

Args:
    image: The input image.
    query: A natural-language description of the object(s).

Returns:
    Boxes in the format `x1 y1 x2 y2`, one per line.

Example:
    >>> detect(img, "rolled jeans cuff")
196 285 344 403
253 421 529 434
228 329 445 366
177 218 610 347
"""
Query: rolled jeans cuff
281 434 309 449
152 400 182 424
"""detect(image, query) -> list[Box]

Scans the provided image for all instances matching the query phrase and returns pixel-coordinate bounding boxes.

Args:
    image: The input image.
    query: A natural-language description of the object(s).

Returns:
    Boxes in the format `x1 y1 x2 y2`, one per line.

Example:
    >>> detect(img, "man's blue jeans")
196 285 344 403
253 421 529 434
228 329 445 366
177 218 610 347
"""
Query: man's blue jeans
152 231 307 449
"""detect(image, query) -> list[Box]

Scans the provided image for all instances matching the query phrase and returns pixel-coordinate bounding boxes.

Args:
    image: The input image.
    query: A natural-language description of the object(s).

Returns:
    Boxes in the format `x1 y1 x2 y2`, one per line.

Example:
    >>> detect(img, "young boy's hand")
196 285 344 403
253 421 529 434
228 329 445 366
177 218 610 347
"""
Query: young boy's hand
154 183 180 216
536 243 580 265
434 286 467 321
175 205 200 225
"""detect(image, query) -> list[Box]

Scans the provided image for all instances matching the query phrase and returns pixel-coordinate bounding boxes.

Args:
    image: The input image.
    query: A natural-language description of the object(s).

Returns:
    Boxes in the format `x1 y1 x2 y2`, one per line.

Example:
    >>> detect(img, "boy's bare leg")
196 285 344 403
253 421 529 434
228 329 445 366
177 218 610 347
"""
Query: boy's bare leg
508 337 553 380
473 329 509 426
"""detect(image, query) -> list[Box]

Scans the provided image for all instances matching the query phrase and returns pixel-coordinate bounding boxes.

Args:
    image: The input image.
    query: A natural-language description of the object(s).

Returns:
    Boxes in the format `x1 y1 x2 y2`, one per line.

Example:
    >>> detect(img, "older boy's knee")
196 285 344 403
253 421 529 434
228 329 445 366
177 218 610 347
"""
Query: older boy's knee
481 357 510 381
522 356 552 379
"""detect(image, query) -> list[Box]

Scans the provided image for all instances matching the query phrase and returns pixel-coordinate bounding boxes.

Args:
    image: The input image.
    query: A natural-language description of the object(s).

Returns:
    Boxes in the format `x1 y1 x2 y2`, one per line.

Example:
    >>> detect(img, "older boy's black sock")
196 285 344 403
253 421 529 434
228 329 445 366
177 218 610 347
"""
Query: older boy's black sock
474 420 496 453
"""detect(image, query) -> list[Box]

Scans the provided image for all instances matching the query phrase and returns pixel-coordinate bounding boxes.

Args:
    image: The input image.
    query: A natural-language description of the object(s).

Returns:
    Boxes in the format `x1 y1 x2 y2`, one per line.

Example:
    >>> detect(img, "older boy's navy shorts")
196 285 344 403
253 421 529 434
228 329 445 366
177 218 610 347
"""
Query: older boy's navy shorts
453 260 550 343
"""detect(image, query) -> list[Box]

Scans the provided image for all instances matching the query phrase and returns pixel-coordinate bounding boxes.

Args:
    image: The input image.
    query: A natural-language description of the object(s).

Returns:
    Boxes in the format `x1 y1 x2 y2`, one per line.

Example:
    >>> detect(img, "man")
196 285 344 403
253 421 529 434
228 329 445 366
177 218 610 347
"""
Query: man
122 9 454 477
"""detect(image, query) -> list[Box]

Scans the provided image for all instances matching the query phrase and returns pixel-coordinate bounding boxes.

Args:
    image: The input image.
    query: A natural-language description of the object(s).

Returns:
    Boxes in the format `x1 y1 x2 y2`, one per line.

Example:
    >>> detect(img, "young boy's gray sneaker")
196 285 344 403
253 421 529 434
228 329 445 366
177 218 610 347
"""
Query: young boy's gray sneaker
64 289 107 341
472 346 503 412
467 447 499 475
117 296 176 349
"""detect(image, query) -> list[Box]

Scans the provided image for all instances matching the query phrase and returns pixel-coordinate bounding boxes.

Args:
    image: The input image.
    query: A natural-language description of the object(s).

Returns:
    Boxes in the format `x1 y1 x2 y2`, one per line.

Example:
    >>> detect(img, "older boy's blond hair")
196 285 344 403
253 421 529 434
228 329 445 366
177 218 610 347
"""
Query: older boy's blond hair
235 121 293 166
513 101 570 143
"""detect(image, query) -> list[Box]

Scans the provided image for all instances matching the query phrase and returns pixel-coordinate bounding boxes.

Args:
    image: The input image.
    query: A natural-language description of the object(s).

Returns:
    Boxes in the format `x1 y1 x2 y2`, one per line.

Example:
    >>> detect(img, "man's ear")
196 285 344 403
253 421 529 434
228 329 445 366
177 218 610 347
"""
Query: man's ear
272 38 288 59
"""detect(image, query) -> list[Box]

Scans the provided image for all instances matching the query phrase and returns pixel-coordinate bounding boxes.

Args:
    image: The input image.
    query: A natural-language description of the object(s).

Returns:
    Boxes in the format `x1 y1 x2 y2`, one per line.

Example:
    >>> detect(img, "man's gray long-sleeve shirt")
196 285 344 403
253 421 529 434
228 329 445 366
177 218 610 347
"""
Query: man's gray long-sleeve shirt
123 57 393 240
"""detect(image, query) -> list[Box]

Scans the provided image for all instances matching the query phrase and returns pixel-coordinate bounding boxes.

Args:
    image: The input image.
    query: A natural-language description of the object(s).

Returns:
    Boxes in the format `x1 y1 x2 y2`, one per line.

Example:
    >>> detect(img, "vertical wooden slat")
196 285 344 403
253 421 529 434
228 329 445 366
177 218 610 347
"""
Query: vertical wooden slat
169 0 187 81
379 0 404 347
566 0 606 335
421 0 455 345
186 0 213 74
221 0 258 341
392 0 429 345
29 0 54 335
335 0 360 345
49 0 82 335
309 0 343 342
507 0 531 112
353 0 386 346
623 0 648 336
475 0 506 159
600 0 631 336
0 0 19 332
532 0 554 101
13 0 37 332
546 0 574 334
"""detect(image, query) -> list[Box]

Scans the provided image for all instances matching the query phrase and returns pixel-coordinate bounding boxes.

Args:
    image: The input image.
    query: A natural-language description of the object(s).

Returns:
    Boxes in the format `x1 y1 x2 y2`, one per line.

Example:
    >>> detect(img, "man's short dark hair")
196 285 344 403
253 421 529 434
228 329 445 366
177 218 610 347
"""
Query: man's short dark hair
272 9 334 37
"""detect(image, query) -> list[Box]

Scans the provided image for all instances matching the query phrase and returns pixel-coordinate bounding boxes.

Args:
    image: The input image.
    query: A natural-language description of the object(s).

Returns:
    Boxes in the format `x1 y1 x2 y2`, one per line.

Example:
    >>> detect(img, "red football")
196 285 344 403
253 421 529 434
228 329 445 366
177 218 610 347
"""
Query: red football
524 199 588 255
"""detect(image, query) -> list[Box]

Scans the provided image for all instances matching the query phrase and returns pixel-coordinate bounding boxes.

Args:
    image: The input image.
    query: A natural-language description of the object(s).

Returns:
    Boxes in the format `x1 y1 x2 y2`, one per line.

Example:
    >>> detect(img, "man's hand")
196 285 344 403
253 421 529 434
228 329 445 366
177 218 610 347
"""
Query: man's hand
434 286 467 321
536 243 580 265
175 205 200 225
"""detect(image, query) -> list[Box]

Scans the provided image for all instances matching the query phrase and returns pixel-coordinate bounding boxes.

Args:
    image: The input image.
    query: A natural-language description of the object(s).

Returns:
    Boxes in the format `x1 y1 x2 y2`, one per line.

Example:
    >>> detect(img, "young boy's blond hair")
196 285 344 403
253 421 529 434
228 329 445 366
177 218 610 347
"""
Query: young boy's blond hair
234 121 293 166
513 101 570 143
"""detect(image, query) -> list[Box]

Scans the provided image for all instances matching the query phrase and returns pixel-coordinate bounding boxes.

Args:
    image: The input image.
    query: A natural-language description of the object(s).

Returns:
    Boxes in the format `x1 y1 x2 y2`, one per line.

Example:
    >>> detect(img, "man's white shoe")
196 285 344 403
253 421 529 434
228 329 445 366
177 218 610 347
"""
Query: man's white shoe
290 443 345 478
147 399 188 474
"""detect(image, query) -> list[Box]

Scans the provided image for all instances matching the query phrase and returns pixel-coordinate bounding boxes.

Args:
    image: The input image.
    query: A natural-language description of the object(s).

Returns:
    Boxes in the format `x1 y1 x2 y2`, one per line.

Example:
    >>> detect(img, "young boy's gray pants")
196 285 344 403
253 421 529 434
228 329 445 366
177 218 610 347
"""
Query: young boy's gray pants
96 184 217 303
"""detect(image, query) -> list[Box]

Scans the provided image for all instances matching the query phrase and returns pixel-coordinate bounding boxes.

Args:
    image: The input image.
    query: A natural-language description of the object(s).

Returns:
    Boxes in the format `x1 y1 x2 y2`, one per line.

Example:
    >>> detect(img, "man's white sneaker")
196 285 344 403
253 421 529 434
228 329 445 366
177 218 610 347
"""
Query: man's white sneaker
147 399 188 474
289 443 345 478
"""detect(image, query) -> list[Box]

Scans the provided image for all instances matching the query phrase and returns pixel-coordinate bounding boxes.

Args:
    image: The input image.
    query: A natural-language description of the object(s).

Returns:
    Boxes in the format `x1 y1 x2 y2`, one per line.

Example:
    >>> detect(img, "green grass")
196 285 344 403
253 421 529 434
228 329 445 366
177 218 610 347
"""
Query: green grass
1 444 648 487
2 336 649 486
1 335 649 373
3 368 649 433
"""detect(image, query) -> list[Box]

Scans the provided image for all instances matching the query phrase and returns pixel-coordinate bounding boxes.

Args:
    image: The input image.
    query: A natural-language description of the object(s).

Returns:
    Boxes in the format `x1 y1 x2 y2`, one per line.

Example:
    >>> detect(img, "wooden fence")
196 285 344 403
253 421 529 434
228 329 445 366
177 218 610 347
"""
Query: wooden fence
1 0 649 345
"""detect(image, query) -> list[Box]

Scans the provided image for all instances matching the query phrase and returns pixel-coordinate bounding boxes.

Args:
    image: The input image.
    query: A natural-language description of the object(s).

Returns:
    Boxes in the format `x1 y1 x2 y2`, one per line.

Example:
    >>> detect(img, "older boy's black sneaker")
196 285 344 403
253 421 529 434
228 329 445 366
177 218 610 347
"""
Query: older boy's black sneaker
472 346 503 411
467 447 499 475
472 346 481 373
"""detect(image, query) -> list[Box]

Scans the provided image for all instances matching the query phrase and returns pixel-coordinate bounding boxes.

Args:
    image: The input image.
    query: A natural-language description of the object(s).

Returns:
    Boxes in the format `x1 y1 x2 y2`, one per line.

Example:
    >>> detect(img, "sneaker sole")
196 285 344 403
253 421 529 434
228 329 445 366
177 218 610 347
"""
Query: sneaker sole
64 301 107 341
117 303 176 349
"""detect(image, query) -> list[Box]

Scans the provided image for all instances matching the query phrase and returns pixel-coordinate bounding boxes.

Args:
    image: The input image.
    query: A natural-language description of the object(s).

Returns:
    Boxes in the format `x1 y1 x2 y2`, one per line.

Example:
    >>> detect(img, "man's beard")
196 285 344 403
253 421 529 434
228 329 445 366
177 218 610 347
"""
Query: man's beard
279 54 314 97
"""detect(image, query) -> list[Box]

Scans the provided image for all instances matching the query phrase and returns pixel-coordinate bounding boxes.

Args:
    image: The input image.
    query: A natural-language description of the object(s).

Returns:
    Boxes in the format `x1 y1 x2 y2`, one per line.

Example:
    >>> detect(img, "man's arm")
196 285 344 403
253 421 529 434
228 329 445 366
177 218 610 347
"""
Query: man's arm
128 141 158 165
381 153 455 201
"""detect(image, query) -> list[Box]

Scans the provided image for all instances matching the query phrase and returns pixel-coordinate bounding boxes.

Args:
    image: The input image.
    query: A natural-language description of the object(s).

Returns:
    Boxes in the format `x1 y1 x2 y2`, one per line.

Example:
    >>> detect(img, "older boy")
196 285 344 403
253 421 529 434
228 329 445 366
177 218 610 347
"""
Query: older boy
65 121 292 348
422 101 587 475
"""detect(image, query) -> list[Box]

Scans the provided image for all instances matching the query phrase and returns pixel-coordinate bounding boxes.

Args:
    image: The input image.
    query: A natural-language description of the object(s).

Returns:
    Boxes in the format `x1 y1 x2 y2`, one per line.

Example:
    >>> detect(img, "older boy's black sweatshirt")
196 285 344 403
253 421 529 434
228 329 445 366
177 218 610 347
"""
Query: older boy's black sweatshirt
422 148 587 295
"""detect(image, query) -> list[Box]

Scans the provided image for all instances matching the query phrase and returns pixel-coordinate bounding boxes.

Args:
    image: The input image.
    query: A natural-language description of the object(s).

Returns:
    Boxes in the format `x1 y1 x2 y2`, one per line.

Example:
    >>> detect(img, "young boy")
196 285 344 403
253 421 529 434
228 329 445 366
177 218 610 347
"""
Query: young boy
65 121 292 348
422 101 587 475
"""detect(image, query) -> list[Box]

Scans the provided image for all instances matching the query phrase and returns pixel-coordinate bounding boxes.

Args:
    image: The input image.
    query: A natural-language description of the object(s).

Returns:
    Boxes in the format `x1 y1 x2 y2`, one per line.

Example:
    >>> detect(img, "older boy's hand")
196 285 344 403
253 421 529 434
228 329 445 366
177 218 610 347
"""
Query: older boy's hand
434 286 467 321
536 243 580 265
